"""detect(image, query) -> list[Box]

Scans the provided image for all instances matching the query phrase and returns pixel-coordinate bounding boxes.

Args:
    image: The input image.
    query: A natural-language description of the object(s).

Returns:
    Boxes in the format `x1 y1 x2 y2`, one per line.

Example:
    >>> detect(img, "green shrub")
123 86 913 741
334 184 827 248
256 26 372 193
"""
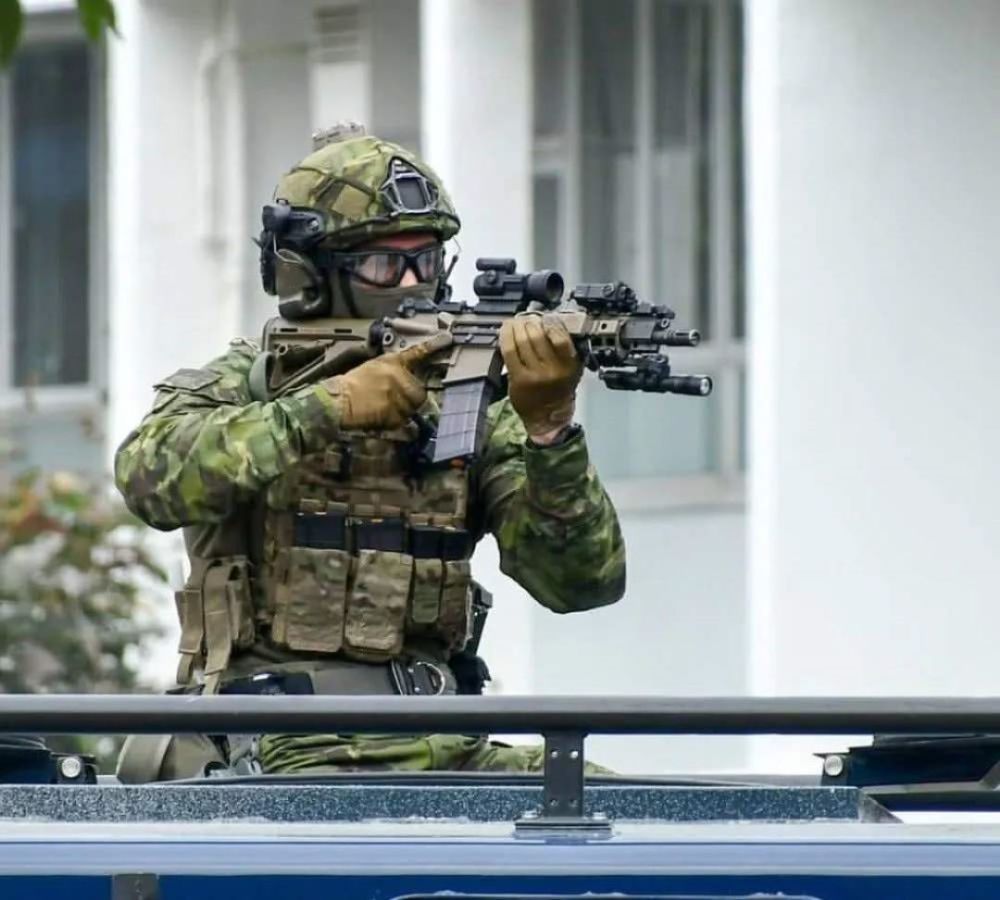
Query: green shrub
0 467 168 769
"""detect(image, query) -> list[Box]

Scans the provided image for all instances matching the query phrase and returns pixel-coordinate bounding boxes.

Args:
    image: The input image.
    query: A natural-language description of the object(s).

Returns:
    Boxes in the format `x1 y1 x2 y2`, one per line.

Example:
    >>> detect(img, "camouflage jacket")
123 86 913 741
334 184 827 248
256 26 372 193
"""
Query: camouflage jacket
115 338 625 650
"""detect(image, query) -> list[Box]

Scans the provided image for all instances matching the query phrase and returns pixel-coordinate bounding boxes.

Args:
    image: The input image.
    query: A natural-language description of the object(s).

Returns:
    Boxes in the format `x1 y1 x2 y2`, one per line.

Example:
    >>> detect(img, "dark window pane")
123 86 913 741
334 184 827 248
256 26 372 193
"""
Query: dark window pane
580 0 636 285
579 0 722 479
584 374 720 479
581 0 635 142
12 41 91 387
532 175 560 269
731 0 746 340
7 412 104 476
654 0 703 148
652 0 710 338
533 0 569 137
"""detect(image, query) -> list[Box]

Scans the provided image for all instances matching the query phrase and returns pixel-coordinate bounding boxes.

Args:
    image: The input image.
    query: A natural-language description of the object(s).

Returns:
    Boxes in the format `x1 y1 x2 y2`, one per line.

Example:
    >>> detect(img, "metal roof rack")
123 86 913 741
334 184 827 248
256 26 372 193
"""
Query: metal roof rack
1 694 998 831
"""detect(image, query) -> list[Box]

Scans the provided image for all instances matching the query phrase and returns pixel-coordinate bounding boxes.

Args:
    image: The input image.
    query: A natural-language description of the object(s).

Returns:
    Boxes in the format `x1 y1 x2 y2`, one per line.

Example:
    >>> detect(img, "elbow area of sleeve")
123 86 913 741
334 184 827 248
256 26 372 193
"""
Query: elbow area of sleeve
555 530 627 612
113 433 183 531
498 511 627 614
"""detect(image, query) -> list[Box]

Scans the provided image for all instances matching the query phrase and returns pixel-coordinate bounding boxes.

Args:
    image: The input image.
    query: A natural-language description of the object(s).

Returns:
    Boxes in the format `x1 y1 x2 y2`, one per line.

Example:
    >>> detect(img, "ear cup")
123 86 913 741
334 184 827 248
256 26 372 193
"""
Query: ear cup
273 248 331 319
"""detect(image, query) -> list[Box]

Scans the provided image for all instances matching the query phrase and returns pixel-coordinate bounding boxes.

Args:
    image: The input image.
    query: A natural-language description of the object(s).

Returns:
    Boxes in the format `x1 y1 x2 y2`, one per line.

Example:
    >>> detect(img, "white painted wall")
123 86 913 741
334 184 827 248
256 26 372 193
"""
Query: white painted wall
749 0 1000 769
233 0 314 335
528 508 747 773
106 0 246 456
420 0 533 294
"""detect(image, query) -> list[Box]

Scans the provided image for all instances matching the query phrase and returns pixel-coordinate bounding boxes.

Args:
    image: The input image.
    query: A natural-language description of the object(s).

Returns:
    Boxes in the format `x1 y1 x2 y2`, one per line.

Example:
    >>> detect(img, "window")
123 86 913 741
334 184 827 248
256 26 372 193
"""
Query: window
532 0 744 506
0 15 105 476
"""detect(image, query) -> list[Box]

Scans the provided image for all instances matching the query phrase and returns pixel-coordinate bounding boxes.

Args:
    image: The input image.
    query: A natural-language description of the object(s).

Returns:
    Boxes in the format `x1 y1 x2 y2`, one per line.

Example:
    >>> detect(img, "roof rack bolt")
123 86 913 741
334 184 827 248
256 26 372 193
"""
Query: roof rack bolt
59 756 84 780
823 755 845 778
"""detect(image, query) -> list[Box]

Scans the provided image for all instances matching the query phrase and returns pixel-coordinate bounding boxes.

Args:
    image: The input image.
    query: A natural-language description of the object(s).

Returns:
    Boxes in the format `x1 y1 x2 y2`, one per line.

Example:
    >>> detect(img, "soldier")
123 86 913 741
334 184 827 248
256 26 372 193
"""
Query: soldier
114 126 625 780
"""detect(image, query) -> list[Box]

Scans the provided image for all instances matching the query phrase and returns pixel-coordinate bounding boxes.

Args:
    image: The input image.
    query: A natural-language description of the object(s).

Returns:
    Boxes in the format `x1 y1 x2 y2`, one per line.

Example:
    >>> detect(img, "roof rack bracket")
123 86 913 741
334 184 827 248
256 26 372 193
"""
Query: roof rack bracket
514 731 612 837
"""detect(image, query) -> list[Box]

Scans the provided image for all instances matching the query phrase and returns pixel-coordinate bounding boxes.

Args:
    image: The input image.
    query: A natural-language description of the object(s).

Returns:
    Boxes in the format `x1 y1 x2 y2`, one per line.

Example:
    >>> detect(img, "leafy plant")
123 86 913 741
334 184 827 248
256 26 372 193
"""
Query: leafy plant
0 467 166 693
0 463 167 770
1 0 117 66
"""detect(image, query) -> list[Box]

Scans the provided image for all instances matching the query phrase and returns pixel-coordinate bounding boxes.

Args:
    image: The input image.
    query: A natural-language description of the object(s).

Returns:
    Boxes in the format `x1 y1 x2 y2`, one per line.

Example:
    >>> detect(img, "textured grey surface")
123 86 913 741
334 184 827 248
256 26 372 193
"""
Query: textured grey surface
0 783 892 824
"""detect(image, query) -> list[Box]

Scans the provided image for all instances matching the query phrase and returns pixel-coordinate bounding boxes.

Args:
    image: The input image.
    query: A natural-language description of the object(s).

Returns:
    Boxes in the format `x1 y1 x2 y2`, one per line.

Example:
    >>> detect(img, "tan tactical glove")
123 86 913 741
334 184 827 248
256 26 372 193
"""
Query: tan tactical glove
499 313 583 440
323 331 453 430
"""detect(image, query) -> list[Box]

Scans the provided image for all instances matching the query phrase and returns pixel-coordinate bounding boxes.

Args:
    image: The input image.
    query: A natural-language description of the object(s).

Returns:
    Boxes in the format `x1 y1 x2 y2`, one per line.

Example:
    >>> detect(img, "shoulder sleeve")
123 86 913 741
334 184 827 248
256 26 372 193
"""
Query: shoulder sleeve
114 340 344 530
476 398 626 613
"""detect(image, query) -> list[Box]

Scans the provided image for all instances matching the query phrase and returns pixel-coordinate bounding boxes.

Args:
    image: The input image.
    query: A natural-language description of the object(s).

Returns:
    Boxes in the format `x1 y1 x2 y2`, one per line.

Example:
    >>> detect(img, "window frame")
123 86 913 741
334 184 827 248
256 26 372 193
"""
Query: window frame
532 0 745 512
0 11 107 423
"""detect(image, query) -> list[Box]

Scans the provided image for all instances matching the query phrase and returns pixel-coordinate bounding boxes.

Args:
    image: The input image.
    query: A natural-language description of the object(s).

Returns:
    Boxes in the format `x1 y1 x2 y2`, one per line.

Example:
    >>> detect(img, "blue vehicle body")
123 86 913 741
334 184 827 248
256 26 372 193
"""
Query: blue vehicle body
3 781 1000 899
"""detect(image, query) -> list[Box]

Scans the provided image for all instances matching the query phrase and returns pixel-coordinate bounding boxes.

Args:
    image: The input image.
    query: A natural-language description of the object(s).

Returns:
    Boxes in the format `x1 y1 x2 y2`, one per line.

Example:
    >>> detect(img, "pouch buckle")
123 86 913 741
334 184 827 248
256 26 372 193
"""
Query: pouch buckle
390 658 448 696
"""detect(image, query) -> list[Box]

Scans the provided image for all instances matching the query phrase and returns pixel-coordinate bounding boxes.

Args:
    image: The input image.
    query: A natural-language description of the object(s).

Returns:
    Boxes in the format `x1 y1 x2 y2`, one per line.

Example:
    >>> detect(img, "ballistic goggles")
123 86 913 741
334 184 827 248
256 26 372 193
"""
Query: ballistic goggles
331 244 446 288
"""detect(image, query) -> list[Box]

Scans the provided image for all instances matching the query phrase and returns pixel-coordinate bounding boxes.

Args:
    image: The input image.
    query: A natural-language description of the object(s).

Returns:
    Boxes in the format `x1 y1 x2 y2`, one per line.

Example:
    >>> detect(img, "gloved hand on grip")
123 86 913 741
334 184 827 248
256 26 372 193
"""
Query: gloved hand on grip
323 331 453 430
499 313 583 442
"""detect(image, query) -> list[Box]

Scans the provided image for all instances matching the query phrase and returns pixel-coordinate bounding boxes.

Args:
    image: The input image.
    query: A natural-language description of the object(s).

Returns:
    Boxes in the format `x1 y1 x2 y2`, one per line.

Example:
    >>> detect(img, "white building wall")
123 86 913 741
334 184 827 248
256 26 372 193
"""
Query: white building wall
107 0 246 459
530 509 747 773
749 0 1000 769
234 0 314 335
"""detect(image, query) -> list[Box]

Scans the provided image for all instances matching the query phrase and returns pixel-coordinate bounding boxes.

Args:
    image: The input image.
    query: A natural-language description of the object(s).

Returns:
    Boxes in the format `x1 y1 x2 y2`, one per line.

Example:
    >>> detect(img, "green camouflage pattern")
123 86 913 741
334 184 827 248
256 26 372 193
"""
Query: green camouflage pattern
115 340 626 772
116 340 626 614
275 135 460 249
481 415 627 613
115 339 344 529
256 732 612 775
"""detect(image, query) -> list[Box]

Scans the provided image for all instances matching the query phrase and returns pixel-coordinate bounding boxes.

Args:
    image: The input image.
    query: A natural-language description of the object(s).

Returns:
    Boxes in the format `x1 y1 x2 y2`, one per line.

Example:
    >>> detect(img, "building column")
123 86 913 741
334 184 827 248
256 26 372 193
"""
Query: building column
748 0 1000 770
420 0 533 291
420 0 534 694
106 0 246 461
232 0 314 333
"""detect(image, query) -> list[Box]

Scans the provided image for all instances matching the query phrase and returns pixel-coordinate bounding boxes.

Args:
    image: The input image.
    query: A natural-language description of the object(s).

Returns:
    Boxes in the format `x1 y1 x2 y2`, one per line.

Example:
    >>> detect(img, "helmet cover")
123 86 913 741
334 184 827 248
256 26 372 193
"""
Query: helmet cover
272 127 460 250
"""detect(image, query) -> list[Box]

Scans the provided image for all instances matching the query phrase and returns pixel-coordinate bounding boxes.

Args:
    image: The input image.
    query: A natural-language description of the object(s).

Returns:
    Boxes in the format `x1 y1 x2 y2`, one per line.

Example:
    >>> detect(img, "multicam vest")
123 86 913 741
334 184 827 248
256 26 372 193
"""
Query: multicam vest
173 334 475 693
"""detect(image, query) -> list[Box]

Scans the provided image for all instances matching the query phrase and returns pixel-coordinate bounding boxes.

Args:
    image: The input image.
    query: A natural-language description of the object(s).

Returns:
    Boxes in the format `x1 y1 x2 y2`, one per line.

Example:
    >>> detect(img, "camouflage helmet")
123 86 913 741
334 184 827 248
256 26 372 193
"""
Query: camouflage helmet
272 123 461 249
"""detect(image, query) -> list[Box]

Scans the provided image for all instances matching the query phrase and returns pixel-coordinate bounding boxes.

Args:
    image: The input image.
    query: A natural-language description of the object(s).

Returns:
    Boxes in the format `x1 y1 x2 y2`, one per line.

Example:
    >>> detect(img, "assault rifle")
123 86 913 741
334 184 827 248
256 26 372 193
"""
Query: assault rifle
254 258 712 464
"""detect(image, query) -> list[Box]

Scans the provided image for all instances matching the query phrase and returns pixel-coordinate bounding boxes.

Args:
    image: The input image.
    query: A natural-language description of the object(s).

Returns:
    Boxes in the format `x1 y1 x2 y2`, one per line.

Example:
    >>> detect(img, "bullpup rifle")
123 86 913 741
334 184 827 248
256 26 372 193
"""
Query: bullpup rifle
254 257 713 464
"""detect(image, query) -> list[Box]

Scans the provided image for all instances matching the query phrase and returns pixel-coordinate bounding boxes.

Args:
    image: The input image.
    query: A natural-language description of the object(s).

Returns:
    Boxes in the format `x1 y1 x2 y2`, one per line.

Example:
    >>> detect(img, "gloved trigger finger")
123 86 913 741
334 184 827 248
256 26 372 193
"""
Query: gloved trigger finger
398 331 454 370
